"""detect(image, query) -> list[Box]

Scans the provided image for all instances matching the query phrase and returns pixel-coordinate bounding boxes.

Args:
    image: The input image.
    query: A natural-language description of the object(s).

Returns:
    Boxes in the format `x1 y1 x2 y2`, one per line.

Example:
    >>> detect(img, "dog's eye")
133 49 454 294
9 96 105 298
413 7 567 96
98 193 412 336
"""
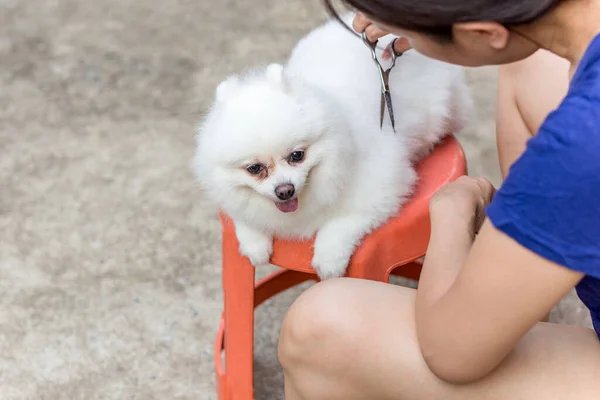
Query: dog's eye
289 150 305 163
246 164 263 175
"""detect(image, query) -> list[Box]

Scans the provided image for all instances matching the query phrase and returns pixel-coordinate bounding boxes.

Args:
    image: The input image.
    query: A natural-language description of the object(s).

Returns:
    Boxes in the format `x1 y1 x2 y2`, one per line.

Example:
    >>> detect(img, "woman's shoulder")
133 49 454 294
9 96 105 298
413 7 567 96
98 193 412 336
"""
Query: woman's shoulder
499 50 570 135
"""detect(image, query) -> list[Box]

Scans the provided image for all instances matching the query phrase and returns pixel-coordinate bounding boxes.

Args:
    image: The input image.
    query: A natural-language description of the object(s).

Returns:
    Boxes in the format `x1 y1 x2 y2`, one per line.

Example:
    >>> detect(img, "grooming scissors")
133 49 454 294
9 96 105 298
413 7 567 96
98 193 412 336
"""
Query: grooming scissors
361 31 402 132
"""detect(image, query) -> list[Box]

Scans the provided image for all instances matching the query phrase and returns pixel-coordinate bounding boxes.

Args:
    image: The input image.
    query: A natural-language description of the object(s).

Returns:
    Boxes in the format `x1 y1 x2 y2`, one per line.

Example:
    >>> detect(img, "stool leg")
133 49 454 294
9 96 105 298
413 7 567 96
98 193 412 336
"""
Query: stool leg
222 245 256 399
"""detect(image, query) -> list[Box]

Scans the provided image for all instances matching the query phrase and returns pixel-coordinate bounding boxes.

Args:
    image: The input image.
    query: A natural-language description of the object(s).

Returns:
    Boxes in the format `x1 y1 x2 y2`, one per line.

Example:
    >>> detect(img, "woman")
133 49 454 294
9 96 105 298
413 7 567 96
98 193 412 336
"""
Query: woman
278 0 600 398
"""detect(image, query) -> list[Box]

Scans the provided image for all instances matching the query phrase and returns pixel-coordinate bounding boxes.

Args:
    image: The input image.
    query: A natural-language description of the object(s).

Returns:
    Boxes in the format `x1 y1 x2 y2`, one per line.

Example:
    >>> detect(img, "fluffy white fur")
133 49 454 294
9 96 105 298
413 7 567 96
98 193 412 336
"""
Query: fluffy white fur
194 13 473 279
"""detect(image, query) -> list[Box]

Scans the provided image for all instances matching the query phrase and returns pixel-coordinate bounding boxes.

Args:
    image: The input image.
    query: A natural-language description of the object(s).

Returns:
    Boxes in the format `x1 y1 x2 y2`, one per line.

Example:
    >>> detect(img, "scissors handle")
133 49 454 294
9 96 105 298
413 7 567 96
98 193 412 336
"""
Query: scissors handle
361 32 387 89
361 31 400 132
361 31 378 55
387 38 403 68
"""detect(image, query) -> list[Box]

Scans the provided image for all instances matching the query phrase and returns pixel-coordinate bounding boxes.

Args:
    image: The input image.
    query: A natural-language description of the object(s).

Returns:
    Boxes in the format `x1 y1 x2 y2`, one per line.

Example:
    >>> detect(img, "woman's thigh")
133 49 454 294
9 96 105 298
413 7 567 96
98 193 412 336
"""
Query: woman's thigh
279 278 600 400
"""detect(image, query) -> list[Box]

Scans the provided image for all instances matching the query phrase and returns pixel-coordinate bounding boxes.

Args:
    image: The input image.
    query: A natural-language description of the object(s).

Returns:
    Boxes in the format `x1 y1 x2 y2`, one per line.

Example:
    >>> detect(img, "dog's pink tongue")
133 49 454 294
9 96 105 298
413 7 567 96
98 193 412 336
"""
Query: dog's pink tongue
275 198 298 213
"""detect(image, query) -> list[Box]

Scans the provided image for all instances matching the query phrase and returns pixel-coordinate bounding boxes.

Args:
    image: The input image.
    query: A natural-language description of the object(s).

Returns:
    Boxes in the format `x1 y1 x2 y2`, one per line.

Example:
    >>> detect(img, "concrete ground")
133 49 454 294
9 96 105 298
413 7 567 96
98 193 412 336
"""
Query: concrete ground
0 0 592 399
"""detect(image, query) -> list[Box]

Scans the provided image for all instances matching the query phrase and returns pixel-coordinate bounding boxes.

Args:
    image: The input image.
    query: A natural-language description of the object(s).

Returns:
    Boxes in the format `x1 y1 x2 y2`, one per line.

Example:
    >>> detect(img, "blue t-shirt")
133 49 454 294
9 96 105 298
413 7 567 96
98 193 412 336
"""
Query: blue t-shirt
486 34 600 338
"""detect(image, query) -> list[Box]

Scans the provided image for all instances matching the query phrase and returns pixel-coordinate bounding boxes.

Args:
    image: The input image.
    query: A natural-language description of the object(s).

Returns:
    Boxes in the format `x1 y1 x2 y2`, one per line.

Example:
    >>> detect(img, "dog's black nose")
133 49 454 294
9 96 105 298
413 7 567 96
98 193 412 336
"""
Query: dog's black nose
275 184 295 201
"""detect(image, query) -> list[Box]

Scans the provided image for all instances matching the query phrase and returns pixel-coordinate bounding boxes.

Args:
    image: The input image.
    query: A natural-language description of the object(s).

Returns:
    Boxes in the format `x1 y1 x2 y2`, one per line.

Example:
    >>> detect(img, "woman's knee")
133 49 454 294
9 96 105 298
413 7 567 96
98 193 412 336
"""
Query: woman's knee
278 278 366 371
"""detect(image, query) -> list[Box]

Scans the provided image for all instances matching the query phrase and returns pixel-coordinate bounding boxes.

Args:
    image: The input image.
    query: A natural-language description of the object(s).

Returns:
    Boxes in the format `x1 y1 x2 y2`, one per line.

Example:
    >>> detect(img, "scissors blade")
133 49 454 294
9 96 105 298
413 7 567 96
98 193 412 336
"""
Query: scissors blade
383 90 395 132
379 93 385 129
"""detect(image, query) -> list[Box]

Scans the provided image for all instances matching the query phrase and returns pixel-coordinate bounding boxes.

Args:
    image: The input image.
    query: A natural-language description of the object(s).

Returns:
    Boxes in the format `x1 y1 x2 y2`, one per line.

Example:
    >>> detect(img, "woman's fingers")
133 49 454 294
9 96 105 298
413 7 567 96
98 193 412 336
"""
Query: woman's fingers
364 24 388 42
353 12 388 42
429 176 498 237
352 12 371 33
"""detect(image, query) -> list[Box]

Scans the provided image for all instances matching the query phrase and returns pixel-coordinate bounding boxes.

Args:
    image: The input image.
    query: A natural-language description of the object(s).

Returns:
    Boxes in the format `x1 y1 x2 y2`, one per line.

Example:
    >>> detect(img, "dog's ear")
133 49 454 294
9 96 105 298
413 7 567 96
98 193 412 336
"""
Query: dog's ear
215 76 240 103
265 63 284 84
265 63 290 91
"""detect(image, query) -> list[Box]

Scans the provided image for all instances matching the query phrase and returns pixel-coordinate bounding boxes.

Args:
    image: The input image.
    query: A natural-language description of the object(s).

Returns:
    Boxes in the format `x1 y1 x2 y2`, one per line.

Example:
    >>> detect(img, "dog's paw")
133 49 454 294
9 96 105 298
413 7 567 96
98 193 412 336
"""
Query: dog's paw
239 238 272 267
311 216 377 280
311 235 353 280
234 222 273 267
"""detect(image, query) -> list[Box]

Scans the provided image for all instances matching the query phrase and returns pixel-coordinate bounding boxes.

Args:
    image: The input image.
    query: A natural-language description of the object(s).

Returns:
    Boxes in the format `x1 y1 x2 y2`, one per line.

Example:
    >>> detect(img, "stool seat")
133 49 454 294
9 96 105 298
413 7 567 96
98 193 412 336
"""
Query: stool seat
215 134 467 400
219 134 467 281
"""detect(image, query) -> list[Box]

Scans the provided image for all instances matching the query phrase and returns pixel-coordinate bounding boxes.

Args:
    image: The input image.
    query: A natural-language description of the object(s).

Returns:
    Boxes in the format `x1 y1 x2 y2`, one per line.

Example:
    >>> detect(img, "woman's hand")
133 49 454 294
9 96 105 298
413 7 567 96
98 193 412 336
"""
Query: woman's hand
352 12 412 58
429 176 497 239
352 12 390 42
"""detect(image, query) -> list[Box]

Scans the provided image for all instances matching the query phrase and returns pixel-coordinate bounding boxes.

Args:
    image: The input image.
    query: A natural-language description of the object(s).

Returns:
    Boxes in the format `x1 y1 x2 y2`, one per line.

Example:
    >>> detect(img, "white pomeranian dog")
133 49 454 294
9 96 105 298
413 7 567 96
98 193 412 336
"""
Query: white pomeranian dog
194 13 472 279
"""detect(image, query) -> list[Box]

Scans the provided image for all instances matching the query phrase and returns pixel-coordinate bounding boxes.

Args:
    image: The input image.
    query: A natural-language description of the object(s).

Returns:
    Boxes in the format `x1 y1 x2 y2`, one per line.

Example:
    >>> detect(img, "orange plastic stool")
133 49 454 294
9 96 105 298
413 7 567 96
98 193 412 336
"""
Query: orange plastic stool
214 135 467 400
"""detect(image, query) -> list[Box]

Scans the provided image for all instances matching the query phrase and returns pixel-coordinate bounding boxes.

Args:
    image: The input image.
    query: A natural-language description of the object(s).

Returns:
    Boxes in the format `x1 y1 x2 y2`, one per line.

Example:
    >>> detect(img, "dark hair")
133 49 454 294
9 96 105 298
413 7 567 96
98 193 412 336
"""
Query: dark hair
324 0 563 41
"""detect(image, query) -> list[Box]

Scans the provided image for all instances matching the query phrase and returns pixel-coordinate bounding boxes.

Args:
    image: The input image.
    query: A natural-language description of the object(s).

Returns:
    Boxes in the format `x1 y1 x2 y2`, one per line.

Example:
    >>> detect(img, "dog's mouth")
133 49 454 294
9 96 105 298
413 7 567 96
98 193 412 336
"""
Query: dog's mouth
274 198 299 213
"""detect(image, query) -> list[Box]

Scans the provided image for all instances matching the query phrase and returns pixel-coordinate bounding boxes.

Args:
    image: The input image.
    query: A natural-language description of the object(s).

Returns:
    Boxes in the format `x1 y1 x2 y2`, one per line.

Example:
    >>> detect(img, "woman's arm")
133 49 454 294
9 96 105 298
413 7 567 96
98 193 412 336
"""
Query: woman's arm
416 212 583 384
415 52 576 384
